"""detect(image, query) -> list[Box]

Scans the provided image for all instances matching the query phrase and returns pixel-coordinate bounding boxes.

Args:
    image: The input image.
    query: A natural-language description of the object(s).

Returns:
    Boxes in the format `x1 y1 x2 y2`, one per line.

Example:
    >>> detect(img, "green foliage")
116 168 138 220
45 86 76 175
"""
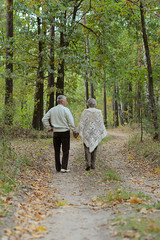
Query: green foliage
128 132 160 165
0 129 32 193
117 216 160 240
101 169 121 181
98 188 132 204
98 188 151 206
0 0 159 134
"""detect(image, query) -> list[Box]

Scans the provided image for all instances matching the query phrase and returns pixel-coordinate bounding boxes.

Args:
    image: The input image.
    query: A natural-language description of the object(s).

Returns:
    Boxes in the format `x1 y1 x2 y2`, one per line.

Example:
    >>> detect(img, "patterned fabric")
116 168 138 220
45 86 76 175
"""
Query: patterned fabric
76 108 107 152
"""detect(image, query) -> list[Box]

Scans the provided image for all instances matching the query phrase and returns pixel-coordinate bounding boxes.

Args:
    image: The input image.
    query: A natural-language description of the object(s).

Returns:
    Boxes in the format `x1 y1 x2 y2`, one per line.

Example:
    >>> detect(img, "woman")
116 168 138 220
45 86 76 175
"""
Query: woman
76 98 107 170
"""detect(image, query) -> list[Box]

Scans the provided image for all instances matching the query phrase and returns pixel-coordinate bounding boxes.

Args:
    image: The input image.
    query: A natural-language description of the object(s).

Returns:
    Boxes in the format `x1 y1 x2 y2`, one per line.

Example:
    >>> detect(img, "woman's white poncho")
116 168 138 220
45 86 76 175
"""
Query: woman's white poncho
76 108 107 152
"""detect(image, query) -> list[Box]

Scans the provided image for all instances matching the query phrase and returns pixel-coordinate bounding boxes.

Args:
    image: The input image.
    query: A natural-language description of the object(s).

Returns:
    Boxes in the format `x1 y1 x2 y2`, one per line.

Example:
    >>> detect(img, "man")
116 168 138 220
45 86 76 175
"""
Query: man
42 95 76 173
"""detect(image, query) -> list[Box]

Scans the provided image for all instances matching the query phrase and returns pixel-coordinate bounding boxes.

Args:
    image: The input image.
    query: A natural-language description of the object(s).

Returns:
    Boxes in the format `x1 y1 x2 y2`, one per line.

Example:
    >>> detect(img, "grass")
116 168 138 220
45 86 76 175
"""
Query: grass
99 135 115 145
117 216 160 240
98 188 132 204
101 169 121 182
98 188 151 206
128 133 160 166
0 135 33 215
76 157 84 162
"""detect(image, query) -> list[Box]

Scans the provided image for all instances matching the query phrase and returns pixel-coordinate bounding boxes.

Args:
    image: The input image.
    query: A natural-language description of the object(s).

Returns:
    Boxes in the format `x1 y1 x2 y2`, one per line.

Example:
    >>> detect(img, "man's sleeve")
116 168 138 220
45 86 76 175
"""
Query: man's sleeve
42 110 52 130
65 108 75 132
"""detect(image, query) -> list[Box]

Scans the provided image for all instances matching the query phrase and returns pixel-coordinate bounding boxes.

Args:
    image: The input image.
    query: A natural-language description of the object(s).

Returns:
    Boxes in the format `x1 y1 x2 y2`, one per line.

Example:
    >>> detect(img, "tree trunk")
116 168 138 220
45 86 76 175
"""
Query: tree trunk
119 102 124 126
5 0 13 125
103 82 107 127
85 80 89 107
122 103 128 124
83 14 93 106
32 17 44 130
113 84 119 128
136 44 143 123
128 82 133 121
137 83 141 123
89 70 94 98
140 0 159 139
47 22 55 111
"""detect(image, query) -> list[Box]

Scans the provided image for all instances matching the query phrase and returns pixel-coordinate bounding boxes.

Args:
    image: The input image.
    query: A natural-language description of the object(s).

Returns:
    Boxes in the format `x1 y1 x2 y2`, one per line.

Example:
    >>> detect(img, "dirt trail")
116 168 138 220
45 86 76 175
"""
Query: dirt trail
1 129 160 240
106 130 160 200
41 129 160 240
41 137 115 240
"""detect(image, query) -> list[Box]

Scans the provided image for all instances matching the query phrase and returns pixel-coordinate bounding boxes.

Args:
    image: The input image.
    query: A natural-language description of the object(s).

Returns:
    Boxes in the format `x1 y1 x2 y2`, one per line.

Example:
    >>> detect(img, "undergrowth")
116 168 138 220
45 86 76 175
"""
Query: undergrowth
128 132 160 166
117 216 160 240
0 134 32 201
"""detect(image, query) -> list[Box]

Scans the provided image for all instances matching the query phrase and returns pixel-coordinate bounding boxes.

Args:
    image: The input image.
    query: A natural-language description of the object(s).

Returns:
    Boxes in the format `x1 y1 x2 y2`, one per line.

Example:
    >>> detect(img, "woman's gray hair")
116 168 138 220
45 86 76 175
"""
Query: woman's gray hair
87 98 97 108
57 95 66 104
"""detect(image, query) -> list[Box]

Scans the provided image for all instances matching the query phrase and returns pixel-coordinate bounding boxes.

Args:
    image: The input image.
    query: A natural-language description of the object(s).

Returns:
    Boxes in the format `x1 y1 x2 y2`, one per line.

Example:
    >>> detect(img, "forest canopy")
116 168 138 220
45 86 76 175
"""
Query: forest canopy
0 0 159 138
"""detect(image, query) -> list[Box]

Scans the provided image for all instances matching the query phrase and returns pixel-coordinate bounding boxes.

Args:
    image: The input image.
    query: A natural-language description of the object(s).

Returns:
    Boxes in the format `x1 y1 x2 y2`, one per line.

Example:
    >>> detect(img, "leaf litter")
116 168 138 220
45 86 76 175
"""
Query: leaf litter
0 128 160 240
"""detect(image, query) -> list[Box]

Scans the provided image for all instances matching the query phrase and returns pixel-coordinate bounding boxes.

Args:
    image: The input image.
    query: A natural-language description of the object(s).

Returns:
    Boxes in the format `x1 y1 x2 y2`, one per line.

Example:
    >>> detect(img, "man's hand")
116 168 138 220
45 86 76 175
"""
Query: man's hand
48 128 53 132
73 132 79 138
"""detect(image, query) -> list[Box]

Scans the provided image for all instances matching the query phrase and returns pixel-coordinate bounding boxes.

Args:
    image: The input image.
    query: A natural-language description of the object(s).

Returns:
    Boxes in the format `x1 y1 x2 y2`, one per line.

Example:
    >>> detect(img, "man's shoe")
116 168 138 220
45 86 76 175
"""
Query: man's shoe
61 169 70 173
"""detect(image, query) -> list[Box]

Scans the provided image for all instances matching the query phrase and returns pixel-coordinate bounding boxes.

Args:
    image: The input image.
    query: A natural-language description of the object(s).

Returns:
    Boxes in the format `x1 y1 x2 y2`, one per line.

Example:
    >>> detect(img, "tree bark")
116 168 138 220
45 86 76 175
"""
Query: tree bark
122 103 128 124
56 12 66 102
128 82 133 121
47 22 55 111
137 83 141 123
5 0 13 125
90 70 94 98
113 83 119 128
136 44 143 123
140 0 159 139
103 82 107 127
32 17 44 130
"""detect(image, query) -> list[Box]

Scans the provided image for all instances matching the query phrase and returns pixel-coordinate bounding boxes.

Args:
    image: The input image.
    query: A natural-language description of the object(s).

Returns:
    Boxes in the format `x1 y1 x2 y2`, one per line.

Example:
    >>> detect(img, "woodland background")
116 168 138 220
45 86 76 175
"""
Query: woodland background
0 0 160 138
0 1 160 238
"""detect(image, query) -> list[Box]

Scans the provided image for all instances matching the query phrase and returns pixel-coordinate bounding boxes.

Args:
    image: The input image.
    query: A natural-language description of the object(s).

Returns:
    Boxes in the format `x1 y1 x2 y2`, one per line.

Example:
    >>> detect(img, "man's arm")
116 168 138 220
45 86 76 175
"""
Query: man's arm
65 108 75 132
42 110 52 131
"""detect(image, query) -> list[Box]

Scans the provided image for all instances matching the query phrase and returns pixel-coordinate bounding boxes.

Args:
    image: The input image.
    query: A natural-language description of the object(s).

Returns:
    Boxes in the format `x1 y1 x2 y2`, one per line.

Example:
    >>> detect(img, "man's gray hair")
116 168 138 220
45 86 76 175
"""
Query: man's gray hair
87 98 97 108
57 95 66 104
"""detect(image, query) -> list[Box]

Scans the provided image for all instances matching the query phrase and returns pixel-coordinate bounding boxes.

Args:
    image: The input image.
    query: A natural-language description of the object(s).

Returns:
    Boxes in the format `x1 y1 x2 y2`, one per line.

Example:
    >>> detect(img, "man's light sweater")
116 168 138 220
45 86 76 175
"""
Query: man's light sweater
42 104 75 132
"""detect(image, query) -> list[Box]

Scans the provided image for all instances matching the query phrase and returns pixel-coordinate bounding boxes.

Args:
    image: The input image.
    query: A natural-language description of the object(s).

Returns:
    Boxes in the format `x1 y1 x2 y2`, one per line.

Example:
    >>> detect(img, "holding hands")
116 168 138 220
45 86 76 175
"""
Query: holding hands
73 132 79 138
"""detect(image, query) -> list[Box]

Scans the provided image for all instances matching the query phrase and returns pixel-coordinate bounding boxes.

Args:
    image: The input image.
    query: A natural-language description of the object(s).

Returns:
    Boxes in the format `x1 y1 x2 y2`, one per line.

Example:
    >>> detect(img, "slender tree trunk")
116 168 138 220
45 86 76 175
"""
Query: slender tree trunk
140 0 159 139
136 44 143 123
122 103 128 124
56 12 67 102
90 70 94 98
128 82 133 121
5 0 13 125
47 22 55 111
137 83 141 123
119 102 124 126
56 31 65 101
32 17 44 130
83 14 93 105
103 82 107 127
85 80 89 107
113 83 119 128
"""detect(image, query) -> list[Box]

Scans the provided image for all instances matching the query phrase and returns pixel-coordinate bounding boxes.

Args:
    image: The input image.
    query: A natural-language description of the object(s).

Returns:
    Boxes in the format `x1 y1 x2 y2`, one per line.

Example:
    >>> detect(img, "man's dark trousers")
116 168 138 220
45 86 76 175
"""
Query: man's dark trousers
53 131 70 171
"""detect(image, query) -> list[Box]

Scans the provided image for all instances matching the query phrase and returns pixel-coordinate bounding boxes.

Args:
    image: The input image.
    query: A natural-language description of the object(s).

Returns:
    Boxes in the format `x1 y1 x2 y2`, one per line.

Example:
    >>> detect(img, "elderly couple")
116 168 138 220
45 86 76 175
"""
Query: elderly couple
42 95 107 173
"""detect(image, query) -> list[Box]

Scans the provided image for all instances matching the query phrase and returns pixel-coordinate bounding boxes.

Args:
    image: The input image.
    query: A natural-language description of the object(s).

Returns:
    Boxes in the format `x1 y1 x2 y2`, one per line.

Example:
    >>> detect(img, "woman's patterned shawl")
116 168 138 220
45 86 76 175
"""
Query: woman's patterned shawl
76 108 107 152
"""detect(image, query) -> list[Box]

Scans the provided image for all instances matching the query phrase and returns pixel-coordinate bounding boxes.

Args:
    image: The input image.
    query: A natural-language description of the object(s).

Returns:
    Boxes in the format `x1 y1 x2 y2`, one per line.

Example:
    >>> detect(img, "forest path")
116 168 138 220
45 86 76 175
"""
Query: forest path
40 128 160 240
1 129 160 240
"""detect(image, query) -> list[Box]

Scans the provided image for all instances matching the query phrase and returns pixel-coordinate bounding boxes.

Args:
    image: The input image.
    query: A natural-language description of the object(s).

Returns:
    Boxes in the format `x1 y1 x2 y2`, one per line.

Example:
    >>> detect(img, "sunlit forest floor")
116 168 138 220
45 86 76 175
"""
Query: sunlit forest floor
0 127 160 240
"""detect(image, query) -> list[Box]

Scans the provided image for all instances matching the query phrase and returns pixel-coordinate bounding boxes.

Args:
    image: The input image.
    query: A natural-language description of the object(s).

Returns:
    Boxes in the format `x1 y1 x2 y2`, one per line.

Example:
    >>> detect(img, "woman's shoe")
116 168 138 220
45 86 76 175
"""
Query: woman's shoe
85 166 90 171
